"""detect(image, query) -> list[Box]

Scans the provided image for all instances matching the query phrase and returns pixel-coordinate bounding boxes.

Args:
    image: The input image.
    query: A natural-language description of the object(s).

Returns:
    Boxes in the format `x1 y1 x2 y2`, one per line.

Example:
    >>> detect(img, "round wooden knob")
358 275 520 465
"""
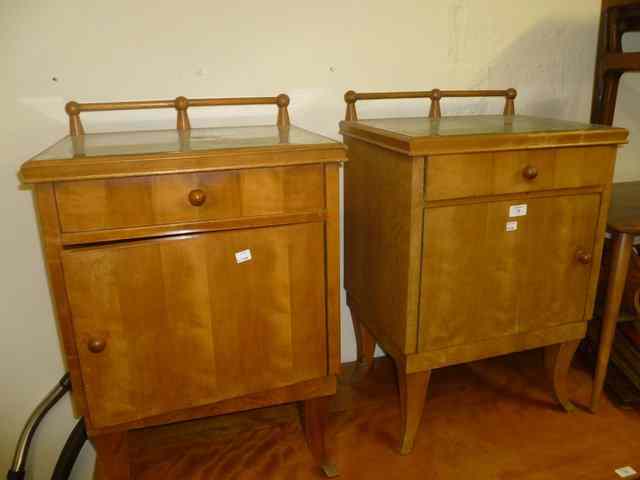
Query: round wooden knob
576 250 593 265
188 189 206 206
522 165 538 180
88 338 106 353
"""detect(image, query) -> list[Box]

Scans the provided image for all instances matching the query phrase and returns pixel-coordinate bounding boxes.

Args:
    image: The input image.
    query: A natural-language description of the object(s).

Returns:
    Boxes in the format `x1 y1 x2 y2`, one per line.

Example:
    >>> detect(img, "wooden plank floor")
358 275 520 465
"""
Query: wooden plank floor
130 350 640 479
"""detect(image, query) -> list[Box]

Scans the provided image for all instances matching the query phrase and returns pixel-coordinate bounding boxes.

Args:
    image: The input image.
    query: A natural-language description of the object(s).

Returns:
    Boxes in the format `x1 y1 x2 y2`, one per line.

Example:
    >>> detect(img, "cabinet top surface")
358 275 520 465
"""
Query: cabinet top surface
21 125 345 183
340 115 628 155
32 125 339 161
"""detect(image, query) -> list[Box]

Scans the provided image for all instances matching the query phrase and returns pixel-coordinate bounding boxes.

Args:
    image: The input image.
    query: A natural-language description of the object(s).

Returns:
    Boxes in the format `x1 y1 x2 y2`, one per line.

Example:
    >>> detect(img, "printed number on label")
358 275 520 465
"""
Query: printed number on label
615 466 637 478
235 249 252 264
506 221 518 232
509 204 527 217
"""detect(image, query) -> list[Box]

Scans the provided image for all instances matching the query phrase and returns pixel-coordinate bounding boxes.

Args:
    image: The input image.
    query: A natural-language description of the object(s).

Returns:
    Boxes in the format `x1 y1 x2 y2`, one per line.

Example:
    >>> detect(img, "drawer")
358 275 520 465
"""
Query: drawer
55 164 324 232
425 146 615 201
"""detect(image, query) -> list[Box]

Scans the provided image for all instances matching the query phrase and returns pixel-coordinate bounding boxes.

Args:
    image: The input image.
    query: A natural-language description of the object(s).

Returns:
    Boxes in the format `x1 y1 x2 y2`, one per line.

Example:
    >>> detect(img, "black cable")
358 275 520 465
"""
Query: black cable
51 418 87 480
6 470 25 480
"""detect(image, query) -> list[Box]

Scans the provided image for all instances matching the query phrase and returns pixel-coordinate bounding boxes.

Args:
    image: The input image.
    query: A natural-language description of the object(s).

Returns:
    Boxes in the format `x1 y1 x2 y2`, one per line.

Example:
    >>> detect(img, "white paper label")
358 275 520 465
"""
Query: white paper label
506 221 518 232
615 466 638 478
235 249 252 264
509 204 528 217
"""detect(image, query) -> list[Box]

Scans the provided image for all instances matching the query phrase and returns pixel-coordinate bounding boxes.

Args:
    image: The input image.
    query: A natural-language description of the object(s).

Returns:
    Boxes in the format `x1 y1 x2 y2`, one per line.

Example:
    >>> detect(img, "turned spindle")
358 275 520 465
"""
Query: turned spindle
504 88 517 116
342 88 517 123
65 101 85 136
345 90 358 121
429 89 442 120
175 96 191 131
276 94 291 128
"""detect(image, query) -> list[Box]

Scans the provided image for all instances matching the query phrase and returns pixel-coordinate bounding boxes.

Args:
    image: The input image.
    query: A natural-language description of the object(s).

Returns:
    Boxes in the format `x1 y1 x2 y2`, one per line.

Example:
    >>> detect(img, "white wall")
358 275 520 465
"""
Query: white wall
2 1 638 478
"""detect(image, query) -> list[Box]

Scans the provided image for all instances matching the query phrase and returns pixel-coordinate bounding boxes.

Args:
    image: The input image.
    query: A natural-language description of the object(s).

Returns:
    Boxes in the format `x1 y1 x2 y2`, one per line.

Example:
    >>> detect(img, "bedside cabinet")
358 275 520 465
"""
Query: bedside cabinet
340 88 628 454
21 94 345 478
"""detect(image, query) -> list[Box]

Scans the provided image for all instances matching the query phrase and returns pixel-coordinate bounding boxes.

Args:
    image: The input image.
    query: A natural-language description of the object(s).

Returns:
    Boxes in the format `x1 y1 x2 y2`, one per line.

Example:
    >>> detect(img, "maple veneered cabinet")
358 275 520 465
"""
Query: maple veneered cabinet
20 94 345 478
340 88 629 454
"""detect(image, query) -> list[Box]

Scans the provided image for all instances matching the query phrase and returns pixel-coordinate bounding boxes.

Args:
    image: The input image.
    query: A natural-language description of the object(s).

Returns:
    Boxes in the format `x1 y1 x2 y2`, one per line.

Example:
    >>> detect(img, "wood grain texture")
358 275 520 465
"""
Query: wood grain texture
343 109 623 454
407 322 587 374
343 137 424 355
591 231 634 412
55 164 324 232
94 431 130 480
343 88 516 121
420 194 598 353
303 396 338 477
340 118 627 157
65 94 291 136
33 184 88 416
60 211 325 246
323 164 341 376
23 103 343 476
396 365 431 455
131 353 640 480
88 376 337 437
544 340 581 412
425 147 616 201
21 144 345 183
63 223 327 430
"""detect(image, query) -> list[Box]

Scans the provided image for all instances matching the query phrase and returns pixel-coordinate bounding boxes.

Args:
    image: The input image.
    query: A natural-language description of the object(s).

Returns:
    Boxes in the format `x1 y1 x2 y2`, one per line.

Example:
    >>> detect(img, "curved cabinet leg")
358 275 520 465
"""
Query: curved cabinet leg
591 232 633 412
544 339 580 413
355 320 376 368
302 396 338 477
395 360 431 455
93 431 130 480
347 293 376 377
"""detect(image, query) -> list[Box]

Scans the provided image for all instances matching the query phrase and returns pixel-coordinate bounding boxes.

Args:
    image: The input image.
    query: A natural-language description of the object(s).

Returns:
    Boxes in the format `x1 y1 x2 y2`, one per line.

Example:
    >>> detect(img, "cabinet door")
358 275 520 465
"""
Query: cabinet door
63 223 327 428
516 194 600 332
419 194 600 352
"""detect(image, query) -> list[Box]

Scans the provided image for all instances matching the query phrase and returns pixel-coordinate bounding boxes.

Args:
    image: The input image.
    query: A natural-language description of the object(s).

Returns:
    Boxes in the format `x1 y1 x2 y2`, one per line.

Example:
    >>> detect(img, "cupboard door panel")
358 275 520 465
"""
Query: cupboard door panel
419 194 600 352
516 194 600 331
63 223 326 428
419 201 521 351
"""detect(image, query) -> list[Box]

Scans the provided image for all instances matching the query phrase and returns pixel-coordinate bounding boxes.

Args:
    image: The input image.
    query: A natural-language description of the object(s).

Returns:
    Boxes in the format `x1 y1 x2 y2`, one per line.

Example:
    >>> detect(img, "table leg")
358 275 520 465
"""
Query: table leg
591 232 634 412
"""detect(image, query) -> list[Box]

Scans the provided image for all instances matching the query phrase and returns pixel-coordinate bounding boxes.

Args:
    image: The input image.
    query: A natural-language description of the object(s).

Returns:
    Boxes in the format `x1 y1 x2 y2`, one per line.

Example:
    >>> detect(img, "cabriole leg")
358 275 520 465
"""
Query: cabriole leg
544 339 580 412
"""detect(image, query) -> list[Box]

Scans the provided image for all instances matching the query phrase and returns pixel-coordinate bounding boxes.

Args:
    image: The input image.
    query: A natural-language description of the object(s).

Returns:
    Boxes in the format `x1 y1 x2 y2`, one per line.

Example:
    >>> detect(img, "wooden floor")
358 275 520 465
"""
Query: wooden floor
130 350 640 479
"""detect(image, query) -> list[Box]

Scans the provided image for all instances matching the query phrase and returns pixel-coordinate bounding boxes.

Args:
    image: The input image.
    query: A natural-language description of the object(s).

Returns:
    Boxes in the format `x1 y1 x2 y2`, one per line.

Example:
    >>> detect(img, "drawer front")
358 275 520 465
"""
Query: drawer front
55 164 324 232
63 223 327 428
419 193 600 352
425 146 615 201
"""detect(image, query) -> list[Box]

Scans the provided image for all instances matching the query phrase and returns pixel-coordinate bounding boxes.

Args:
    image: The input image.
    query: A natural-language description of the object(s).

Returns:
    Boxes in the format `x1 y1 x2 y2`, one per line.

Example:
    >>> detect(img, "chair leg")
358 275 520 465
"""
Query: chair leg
591 232 633 412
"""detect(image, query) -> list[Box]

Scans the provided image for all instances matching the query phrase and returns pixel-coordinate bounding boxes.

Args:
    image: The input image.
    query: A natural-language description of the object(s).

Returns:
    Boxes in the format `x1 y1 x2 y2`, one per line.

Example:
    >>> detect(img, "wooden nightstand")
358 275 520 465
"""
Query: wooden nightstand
20 94 345 478
340 88 628 454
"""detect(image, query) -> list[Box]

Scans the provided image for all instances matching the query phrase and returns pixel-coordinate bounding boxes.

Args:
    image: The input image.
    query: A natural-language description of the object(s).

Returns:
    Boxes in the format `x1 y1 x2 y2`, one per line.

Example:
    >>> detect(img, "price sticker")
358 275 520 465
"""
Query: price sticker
509 204 528 217
235 249 252 264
